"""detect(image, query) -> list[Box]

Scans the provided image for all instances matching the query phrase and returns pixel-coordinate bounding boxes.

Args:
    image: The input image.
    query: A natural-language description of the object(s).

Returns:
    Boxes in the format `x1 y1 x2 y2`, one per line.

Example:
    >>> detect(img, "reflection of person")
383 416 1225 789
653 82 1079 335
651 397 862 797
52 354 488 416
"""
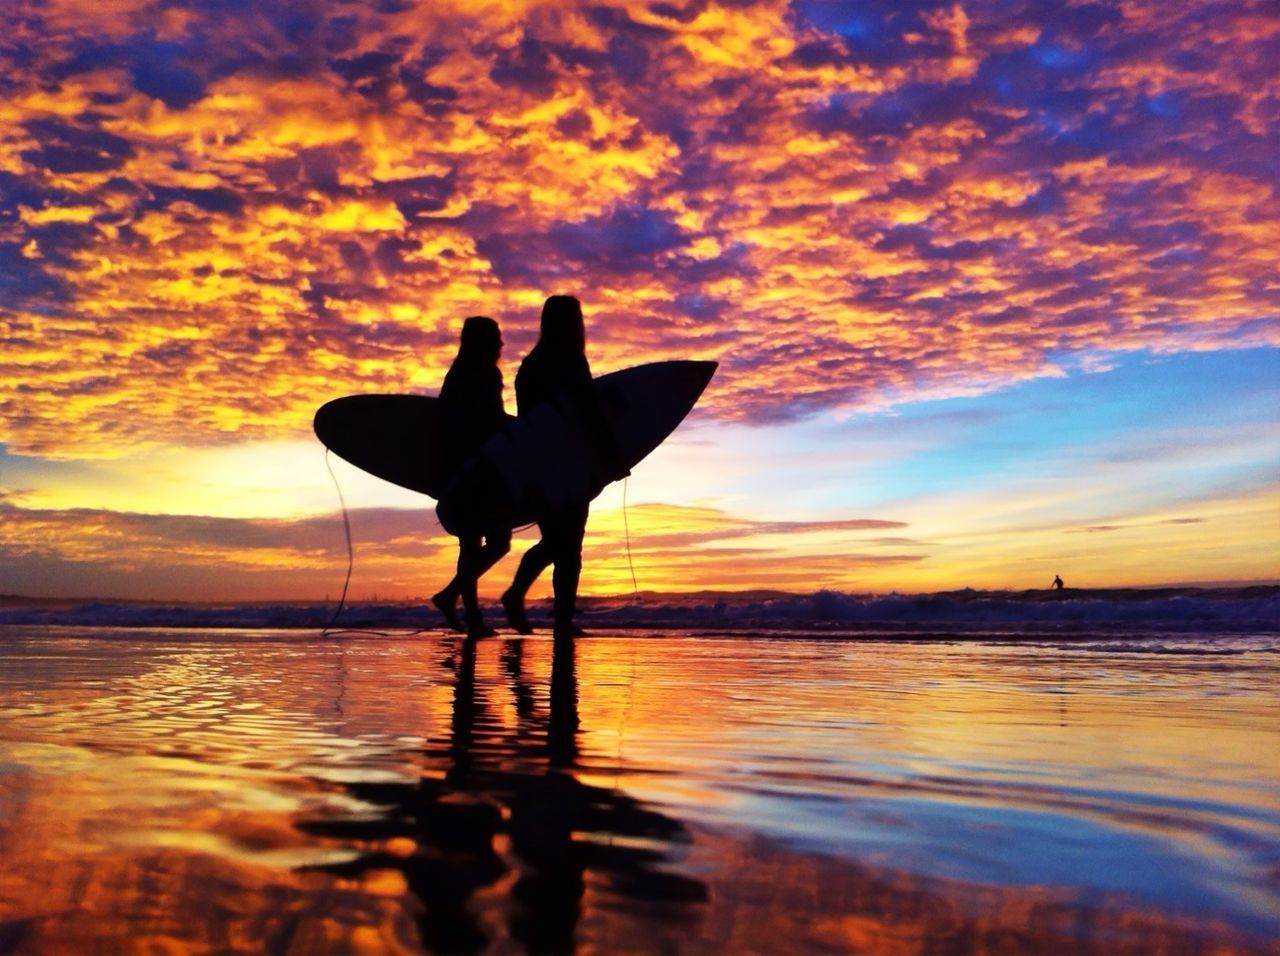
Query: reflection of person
1052 574 1064 590
502 296 626 638
432 316 511 637
300 631 706 950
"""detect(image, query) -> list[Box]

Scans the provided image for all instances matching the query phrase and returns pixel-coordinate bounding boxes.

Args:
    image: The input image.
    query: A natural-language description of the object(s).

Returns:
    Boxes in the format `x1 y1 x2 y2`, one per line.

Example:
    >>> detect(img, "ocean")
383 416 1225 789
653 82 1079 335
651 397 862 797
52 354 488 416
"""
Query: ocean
0 611 1277 953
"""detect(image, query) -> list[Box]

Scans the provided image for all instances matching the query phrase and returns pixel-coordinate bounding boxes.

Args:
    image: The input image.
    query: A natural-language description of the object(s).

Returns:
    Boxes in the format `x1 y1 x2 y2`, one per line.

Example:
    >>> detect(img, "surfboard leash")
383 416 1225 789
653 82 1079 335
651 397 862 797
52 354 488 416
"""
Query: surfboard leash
582 476 641 619
622 475 640 602
320 450 441 638
322 448 355 637
323 451 640 633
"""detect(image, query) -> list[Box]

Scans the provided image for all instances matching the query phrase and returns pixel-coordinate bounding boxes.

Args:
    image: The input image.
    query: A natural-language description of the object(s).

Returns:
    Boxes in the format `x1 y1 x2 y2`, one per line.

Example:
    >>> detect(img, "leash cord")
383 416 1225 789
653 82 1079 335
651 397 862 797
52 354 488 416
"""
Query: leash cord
622 475 639 601
323 451 640 633
322 449 433 638
322 449 354 636
582 475 641 617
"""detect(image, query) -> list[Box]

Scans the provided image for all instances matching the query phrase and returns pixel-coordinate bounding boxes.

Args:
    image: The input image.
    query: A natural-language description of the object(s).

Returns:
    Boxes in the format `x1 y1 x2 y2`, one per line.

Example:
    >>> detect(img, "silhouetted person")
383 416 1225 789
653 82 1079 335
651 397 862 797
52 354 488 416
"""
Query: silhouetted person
1052 574 1064 590
501 296 625 638
432 316 511 637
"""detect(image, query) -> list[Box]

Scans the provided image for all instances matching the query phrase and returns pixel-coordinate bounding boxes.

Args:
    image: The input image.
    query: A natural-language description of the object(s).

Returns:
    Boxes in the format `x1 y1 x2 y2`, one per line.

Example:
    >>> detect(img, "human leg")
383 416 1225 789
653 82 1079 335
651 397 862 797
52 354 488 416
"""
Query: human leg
502 530 552 635
550 503 589 637
476 529 511 578
432 538 468 633
437 526 510 635
456 536 497 638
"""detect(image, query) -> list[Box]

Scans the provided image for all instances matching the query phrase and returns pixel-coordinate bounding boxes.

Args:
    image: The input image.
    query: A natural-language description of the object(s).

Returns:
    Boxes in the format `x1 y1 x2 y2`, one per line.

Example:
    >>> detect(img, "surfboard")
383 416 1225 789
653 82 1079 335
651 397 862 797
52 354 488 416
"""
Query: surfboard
437 360 717 534
314 361 717 531
313 393 485 498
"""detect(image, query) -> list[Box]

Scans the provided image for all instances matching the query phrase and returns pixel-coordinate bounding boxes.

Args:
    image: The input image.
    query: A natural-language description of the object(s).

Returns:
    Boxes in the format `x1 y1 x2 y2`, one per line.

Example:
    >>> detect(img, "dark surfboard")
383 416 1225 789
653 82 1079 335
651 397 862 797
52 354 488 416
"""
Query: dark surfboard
314 361 717 523
313 393 505 498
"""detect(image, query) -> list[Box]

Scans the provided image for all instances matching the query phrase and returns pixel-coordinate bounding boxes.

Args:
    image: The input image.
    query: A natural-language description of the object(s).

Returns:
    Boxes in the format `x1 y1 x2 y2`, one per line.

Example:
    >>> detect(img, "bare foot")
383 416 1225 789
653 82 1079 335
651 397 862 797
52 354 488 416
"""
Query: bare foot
432 591 464 633
466 619 498 639
502 589 533 634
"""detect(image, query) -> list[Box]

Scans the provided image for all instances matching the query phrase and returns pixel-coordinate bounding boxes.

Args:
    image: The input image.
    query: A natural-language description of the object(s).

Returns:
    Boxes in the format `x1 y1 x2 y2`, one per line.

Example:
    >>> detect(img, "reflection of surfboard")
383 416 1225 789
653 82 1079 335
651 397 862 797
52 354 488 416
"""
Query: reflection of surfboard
437 360 716 534
314 361 717 531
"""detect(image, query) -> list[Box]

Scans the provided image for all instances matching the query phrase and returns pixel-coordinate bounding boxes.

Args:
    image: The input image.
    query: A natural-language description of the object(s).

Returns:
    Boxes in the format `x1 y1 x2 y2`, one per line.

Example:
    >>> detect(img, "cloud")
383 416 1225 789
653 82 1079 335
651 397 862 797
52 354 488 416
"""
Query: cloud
0 0 1276 458
0 499 922 600
603 503 908 551
1064 516 1210 535
0 501 439 562
0 501 448 600
547 206 690 272
572 504 925 594
20 117 136 173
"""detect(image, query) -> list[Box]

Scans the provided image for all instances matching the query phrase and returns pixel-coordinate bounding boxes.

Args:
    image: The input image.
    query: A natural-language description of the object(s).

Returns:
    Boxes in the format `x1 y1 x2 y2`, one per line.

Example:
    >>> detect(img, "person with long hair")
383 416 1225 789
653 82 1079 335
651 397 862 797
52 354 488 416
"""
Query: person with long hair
502 296 625 638
432 316 511 637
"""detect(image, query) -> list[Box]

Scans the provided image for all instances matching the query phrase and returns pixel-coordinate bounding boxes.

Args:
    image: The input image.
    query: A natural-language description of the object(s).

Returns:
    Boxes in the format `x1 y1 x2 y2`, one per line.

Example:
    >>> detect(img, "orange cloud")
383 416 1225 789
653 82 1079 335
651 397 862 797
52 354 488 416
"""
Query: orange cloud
0 0 1276 462
0 497 921 601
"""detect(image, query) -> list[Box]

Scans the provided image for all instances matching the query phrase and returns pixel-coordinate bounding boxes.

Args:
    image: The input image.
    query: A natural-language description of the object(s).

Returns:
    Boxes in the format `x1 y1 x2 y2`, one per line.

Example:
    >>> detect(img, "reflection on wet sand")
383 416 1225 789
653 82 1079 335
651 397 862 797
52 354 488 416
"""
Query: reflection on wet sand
299 636 707 954
0 628 1277 954
693 830 1276 955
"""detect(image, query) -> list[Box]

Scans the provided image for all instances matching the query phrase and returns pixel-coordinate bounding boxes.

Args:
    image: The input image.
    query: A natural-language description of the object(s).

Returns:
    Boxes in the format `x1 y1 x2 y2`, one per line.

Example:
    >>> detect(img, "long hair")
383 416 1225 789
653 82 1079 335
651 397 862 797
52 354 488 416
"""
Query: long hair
538 295 585 354
456 315 500 364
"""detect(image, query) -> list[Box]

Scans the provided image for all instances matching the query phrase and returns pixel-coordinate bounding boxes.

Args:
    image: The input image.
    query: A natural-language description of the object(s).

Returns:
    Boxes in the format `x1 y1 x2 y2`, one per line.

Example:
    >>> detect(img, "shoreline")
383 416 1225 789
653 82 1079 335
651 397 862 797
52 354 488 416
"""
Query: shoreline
4 584 1277 609
0 586 1275 633
1 627 1276 645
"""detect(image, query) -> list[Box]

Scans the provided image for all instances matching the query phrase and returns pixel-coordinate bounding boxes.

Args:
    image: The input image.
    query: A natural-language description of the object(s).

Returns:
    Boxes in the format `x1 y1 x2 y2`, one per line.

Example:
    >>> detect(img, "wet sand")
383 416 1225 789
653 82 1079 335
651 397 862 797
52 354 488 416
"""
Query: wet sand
0 627 1277 954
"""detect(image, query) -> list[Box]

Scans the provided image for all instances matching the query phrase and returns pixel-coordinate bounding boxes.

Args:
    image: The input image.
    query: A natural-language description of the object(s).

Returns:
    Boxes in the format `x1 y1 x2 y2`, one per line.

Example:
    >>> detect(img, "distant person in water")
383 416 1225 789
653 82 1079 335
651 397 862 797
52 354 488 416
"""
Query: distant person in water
502 296 627 638
1052 574 1064 590
432 316 511 637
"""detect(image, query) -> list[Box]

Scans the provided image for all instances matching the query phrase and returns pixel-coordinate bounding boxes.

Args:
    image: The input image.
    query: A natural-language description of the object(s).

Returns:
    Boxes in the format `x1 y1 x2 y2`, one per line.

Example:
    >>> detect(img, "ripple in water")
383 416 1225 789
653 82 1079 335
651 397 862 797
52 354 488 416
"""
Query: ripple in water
0 626 1277 954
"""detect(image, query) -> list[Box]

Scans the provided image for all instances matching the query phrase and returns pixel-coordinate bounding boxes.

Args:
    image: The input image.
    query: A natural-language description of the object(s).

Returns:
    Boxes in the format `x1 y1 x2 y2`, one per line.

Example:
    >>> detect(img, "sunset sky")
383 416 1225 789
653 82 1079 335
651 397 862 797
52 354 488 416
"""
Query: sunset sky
1 0 1277 601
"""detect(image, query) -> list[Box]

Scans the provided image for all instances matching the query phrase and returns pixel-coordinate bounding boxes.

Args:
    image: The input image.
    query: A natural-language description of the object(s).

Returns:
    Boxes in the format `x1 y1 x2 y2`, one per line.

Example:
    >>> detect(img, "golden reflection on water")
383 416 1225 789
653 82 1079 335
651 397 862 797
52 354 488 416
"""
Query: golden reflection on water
0 628 1277 954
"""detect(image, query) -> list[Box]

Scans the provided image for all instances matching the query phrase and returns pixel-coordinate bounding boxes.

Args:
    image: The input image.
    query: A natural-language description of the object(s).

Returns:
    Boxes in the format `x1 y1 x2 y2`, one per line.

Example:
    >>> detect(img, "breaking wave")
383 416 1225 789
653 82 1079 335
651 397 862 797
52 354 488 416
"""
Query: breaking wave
1 587 1276 635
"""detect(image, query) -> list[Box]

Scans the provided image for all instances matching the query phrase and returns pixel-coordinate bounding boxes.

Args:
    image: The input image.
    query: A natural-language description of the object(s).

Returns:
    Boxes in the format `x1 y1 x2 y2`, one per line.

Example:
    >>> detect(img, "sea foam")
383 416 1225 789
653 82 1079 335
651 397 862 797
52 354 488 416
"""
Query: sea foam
2 587 1275 635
